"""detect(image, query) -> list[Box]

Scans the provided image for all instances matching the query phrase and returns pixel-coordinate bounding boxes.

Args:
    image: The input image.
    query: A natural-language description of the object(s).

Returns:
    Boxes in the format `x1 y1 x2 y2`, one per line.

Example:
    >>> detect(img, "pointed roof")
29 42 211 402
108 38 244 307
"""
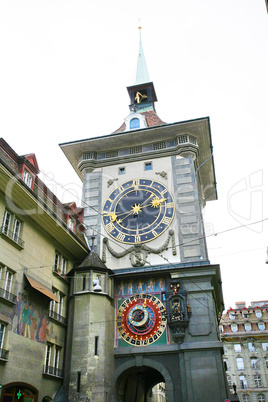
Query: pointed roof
77 251 108 270
135 28 150 85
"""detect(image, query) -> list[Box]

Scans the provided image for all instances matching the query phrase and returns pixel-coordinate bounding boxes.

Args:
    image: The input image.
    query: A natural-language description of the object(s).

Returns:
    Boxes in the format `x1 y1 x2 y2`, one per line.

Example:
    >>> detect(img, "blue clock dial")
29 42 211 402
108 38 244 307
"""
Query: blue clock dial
102 178 175 244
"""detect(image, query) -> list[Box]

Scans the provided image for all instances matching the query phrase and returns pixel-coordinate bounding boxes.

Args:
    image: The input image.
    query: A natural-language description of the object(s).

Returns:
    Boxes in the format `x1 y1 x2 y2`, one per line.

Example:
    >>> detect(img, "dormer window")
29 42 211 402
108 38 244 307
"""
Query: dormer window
229 312 236 320
130 118 140 130
23 170 33 188
68 217 75 231
255 309 262 318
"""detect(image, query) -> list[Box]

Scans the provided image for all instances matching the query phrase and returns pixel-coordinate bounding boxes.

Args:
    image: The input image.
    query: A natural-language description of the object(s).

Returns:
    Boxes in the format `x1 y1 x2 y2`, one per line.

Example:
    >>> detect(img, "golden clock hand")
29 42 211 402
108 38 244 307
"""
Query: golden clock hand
150 197 167 208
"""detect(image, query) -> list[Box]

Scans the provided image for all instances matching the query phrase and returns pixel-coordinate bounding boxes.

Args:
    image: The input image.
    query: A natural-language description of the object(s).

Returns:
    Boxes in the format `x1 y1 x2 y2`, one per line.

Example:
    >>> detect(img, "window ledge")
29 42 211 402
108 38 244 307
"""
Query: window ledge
43 366 63 379
48 310 66 326
0 288 17 304
0 229 24 250
52 267 68 282
0 349 9 362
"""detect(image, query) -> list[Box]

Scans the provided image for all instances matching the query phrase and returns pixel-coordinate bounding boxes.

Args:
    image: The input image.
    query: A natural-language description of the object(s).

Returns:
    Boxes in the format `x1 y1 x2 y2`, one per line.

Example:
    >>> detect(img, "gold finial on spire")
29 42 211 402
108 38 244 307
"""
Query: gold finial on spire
138 18 142 30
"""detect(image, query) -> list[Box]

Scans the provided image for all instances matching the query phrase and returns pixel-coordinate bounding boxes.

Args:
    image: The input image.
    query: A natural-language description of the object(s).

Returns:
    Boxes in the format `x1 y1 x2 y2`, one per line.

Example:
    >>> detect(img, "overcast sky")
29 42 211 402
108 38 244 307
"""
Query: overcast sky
1 0 267 309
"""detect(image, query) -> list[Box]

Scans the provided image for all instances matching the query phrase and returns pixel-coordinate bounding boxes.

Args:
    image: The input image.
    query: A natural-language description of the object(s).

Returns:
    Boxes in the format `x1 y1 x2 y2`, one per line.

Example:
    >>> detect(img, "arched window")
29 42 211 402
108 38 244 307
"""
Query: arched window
130 118 140 129
242 395 250 402
257 395 265 402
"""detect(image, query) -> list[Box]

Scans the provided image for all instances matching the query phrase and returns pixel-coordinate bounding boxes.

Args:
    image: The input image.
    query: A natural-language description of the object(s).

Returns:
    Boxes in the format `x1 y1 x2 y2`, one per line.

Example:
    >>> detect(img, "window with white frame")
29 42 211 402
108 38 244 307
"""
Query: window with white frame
49 289 65 322
3 270 13 297
231 324 238 332
251 358 259 369
258 394 266 402
49 289 57 313
23 170 33 188
13 219 21 243
44 343 51 372
254 374 262 388
237 358 244 370
0 323 5 350
2 211 11 235
219 325 223 333
245 323 251 331
54 252 67 276
248 342 255 352
239 375 247 389
1 211 23 246
44 343 61 376
255 310 262 318
258 322 265 331
229 312 236 319
242 310 250 319
234 344 242 353
242 395 250 402
61 258 67 276
262 343 268 352
54 346 60 375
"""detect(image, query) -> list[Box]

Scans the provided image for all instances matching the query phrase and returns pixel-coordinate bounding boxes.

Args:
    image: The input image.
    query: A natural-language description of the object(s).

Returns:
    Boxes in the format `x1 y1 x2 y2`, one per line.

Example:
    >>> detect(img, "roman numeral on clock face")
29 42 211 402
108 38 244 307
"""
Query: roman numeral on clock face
105 222 115 233
116 232 125 242
162 217 172 225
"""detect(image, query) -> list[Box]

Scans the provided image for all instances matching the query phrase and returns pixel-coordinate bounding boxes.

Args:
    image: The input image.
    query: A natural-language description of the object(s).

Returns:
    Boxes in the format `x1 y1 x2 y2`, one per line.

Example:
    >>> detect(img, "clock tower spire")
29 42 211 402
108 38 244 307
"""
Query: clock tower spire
126 27 157 115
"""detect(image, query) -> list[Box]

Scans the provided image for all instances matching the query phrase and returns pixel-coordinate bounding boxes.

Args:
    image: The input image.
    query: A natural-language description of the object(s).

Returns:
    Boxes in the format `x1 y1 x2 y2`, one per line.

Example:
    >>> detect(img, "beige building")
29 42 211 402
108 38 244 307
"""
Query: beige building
220 301 268 402
0 138 89 401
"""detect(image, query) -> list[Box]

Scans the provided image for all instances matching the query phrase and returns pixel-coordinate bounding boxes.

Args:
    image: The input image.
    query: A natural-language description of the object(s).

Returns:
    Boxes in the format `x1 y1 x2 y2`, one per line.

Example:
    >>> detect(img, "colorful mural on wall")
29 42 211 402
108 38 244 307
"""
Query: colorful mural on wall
115 277 166 297
10 292 57 343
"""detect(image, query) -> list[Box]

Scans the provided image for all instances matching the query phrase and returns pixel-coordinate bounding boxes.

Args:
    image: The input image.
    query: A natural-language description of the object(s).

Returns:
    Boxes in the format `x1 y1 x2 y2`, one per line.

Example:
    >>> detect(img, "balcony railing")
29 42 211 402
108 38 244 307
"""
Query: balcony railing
0 348 9 360
0 287 17 303
43 365 63 378
0 226 24 248
48 310 66 325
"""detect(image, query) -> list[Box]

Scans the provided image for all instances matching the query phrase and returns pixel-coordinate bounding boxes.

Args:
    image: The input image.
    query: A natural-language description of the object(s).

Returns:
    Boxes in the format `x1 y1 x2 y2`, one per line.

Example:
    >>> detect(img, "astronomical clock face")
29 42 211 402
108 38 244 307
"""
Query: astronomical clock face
102 178 175 244
116 293 167 346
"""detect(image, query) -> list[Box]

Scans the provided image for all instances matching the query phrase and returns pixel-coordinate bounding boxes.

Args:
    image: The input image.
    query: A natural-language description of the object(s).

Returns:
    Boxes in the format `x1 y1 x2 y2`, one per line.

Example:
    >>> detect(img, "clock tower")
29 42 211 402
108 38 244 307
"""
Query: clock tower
60 30 229 402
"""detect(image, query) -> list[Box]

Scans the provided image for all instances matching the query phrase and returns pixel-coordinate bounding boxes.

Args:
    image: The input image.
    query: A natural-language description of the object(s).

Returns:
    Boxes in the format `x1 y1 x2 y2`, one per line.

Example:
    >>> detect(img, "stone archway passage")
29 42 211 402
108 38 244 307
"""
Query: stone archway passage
115 357 174 402
120 366 164 402
0 382 38 402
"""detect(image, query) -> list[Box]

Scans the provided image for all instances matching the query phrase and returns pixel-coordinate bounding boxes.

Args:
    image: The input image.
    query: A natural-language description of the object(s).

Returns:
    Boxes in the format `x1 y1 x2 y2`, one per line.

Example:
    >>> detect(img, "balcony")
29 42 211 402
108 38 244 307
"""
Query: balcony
0 348 9 361
43 365 63 378
48 310 66 325
0 226 24 249
0 287 17 304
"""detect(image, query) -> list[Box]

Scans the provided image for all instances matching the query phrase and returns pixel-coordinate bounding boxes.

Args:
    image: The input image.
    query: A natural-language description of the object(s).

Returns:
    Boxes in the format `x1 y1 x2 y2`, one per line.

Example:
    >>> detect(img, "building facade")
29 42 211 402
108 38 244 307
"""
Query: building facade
220 301 268 402
0 138 89 401
60 33 229 401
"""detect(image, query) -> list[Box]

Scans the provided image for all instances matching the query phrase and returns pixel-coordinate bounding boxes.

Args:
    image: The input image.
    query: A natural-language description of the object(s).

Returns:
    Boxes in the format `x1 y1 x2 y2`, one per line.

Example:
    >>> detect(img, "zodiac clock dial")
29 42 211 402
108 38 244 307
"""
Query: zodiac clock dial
102 178 175 244
116 293 167 346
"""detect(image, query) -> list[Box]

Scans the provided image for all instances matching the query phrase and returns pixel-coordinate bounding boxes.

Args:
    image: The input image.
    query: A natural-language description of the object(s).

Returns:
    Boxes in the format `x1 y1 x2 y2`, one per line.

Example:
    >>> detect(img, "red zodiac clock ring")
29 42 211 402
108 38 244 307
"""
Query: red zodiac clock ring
116 293 167 346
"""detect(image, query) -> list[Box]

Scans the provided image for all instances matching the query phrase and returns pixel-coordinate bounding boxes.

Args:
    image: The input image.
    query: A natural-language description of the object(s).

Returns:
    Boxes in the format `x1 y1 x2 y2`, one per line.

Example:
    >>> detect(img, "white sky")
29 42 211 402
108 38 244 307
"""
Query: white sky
1 0 267 309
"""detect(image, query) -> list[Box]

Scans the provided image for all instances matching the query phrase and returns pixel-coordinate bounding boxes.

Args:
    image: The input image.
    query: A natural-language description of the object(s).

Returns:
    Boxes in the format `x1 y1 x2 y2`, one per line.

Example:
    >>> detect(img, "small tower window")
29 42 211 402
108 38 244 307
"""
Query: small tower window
130 118 140 129
119 167 125 175
144 162 152 171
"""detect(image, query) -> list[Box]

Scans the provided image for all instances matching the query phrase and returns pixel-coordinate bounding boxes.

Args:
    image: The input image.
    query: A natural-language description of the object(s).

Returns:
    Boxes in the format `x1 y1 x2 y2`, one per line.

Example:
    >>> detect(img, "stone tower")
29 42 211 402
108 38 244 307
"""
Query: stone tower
60 30 229 401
